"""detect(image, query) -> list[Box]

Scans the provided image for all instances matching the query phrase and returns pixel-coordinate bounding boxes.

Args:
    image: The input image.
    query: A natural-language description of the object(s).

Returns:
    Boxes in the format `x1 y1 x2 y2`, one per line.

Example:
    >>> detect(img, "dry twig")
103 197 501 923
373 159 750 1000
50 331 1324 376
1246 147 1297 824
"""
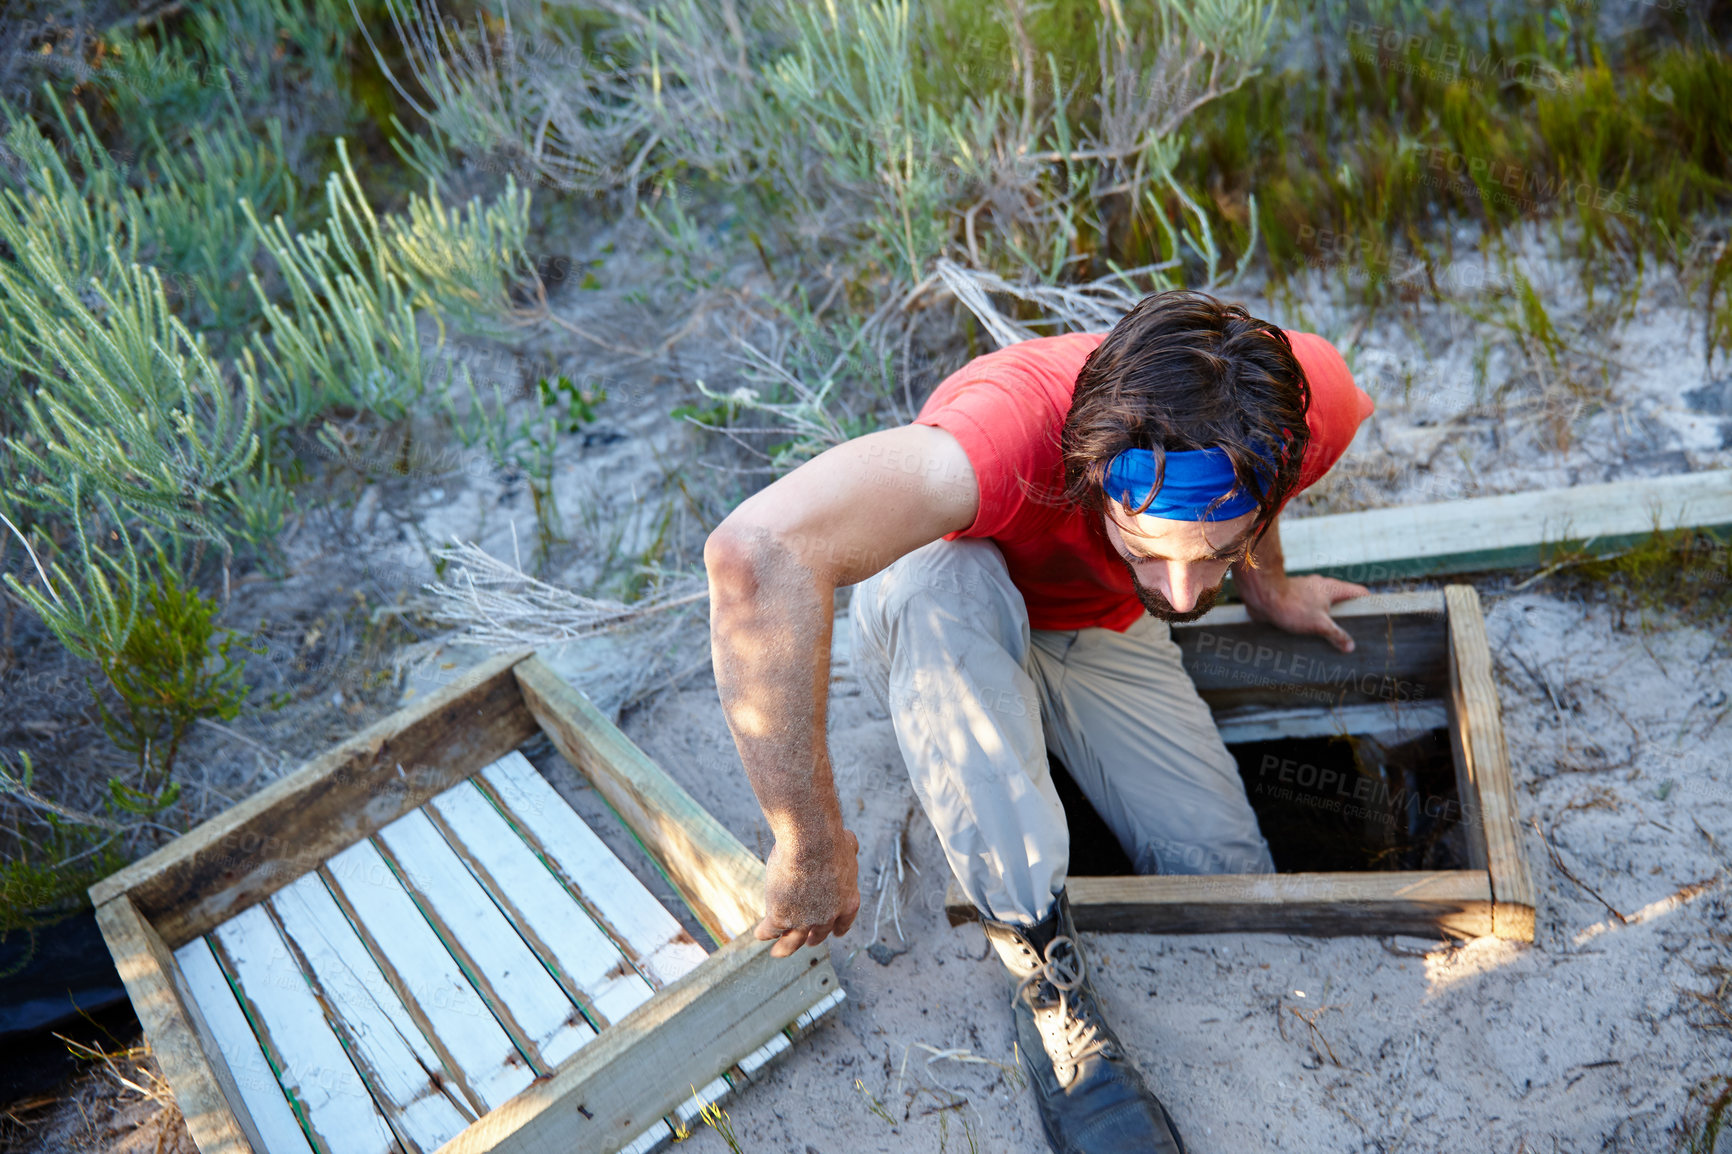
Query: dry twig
1287 1003 1345 1068
1535 817 1627 924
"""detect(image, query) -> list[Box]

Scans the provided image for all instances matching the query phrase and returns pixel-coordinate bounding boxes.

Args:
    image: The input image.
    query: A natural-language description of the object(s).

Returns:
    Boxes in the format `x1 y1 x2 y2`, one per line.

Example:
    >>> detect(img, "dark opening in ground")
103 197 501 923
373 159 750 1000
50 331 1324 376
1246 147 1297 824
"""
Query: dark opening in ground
1230 729 1470 872
1054 726 1471 877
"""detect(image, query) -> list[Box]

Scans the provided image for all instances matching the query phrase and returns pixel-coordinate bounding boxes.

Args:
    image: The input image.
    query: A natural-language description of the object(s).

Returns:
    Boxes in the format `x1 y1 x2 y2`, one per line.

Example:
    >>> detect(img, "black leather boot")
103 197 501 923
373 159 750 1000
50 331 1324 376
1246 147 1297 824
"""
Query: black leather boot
982 891 1186 1154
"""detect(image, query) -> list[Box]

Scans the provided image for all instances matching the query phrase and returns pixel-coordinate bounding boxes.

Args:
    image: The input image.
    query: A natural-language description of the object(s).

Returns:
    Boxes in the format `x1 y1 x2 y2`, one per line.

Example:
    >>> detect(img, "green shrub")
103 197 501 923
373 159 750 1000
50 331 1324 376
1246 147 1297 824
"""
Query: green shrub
0 0 541 937
93 558 258 797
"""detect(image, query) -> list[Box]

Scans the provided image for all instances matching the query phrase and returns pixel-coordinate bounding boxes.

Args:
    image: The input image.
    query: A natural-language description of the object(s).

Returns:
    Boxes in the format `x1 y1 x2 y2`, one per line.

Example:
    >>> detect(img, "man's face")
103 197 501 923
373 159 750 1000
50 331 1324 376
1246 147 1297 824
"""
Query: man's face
1102 507 1257 622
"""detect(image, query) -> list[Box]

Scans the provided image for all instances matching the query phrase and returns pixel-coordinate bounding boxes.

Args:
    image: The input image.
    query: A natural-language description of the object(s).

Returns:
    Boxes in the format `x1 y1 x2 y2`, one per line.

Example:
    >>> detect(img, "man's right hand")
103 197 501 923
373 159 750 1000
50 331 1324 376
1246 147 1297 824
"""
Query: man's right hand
708 424 976 959
754 827 862 958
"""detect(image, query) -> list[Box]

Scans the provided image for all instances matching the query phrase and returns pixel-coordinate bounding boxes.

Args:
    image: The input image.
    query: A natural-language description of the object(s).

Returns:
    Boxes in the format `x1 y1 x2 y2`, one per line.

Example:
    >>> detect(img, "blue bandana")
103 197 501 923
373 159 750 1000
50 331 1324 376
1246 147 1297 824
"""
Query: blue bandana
1103 446 1269 521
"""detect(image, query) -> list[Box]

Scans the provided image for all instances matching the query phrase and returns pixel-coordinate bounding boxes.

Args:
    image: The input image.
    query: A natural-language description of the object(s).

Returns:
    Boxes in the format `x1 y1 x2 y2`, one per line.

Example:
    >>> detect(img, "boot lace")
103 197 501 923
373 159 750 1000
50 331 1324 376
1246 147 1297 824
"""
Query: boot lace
1011 935 1114 1074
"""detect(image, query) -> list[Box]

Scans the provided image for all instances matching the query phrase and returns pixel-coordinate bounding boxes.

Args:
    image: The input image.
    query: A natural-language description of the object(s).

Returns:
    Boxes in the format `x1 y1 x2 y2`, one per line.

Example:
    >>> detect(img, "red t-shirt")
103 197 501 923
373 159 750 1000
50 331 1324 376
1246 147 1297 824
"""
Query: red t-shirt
915 330 1374 632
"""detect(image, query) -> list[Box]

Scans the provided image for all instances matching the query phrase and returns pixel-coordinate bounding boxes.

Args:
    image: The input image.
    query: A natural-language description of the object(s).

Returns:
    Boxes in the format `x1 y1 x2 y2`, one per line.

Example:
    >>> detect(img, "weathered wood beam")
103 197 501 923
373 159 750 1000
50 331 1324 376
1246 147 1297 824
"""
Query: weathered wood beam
91 650 538 948
433 934 839 1154
93 897 265 1154
1171 591 1449 711
1280 469 1732 581
944 871 1494 938
1445 586 1538 940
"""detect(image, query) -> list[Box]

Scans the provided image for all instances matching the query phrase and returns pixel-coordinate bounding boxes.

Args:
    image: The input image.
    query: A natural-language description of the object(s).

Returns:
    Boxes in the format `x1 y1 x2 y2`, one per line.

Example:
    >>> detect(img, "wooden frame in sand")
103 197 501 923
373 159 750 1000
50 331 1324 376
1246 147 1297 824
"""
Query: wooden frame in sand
945 586 1537 941
88 653 838 1154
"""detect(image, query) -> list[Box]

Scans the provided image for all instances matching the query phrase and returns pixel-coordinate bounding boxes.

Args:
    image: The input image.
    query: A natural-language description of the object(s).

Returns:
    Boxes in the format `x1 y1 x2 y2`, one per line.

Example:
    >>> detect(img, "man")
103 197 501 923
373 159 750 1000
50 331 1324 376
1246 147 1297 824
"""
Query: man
704 291 1375 1153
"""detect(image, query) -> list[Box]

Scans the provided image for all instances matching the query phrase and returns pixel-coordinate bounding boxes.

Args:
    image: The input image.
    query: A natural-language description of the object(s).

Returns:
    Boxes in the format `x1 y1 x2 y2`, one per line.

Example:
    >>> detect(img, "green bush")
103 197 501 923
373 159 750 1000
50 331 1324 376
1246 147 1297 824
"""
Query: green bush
0 0 534 927
93 558 258 799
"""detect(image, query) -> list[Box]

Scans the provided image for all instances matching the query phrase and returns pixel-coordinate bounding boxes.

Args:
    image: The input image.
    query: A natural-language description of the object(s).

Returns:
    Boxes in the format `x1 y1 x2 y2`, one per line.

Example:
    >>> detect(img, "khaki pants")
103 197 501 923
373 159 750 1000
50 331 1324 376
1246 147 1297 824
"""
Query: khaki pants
850 538 1274 926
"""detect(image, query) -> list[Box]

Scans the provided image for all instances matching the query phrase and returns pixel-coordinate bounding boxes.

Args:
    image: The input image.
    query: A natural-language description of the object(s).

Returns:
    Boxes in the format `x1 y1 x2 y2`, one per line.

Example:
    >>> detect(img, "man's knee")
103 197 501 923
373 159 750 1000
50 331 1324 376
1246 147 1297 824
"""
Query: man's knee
878 538 1004 608
853 538 1020 641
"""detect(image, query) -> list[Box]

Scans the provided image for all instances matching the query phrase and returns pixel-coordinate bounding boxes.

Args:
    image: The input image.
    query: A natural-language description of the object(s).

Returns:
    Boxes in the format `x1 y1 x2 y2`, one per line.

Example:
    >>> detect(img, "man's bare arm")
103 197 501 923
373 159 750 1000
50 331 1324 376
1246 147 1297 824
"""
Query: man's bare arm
1231 516 1369 654
704 424 978 957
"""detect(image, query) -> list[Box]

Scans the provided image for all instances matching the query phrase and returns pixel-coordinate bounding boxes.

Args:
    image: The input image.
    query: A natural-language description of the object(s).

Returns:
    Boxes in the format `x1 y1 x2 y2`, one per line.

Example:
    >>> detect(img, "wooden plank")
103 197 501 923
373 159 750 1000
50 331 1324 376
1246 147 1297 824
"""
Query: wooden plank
514 657 765 943
672 1077 733 1129
1211 699 1450 744
1281 470 1732 581
1172 593 1448 712
92 651 539 948
372 808 596 1071
93 896 266 1154
617 1127 672 1154
268 874 476 1153
425 774 657 1027
174 938 316 1154
662 987 848 1149
321 839 534 1112
944 872 1495 937
1446 586 1538 940
1195 590 1448 624
733 1033 792 1081
475 752 708 987
1442 604 1493 876
790 988 848 1034
433 933 840 1154
209 906 401 1154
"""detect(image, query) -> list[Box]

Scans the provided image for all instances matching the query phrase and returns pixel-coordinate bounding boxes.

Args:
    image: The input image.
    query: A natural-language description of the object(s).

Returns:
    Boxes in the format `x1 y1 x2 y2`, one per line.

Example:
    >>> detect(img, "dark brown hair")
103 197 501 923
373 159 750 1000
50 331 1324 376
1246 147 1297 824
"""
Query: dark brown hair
1060 289 1312 545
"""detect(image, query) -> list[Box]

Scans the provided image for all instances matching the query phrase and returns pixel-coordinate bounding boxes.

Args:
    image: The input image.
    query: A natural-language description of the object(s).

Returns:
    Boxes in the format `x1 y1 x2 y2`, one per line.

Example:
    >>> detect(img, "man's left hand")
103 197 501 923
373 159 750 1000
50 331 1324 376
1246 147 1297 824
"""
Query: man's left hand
1242 575 1370 653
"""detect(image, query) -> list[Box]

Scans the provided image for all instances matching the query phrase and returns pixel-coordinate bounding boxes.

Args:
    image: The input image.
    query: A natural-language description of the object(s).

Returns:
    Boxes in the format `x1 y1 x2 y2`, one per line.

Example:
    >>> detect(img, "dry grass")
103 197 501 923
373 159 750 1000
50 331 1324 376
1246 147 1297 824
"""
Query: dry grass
1 1036 193 1154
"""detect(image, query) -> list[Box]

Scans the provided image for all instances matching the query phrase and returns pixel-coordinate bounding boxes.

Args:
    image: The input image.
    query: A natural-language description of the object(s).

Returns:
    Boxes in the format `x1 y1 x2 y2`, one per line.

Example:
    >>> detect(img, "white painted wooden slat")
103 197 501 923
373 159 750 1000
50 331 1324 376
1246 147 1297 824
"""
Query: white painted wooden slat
733 1032 791 1080
476 752 709 986
173 937 315 1154
618 1124 672 1154
322 839 533 1111
372 808 595 1070
792 988 847 1032
1211 700 1451 744
672 1076 733 1127
269 874 475 1152
209 906 399 1154
426 778 656 1028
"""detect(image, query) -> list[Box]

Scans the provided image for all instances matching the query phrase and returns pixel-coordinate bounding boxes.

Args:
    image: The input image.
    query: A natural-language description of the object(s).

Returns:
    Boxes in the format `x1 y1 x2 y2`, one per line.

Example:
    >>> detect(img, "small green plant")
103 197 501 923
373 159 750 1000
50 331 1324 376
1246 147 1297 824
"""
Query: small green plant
855 1077 898 1125
1553 526 1732 631
91 558 260 803
535 375 607 431
936 1110 983 1154
446 373 607 573
238 139 531 432
1 500 144 670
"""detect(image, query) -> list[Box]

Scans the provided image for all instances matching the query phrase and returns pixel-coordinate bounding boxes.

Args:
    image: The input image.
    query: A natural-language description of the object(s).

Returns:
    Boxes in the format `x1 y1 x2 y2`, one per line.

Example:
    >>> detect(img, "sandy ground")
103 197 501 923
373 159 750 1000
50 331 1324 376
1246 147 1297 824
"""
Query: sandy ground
593 582 1732 1154
593 235 1732 1153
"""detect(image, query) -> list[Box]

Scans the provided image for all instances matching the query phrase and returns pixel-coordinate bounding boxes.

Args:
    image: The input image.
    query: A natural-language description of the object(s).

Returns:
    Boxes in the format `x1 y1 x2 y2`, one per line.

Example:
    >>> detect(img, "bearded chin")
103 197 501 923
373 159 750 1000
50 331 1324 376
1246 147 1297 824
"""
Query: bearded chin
1123 562 1222 623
